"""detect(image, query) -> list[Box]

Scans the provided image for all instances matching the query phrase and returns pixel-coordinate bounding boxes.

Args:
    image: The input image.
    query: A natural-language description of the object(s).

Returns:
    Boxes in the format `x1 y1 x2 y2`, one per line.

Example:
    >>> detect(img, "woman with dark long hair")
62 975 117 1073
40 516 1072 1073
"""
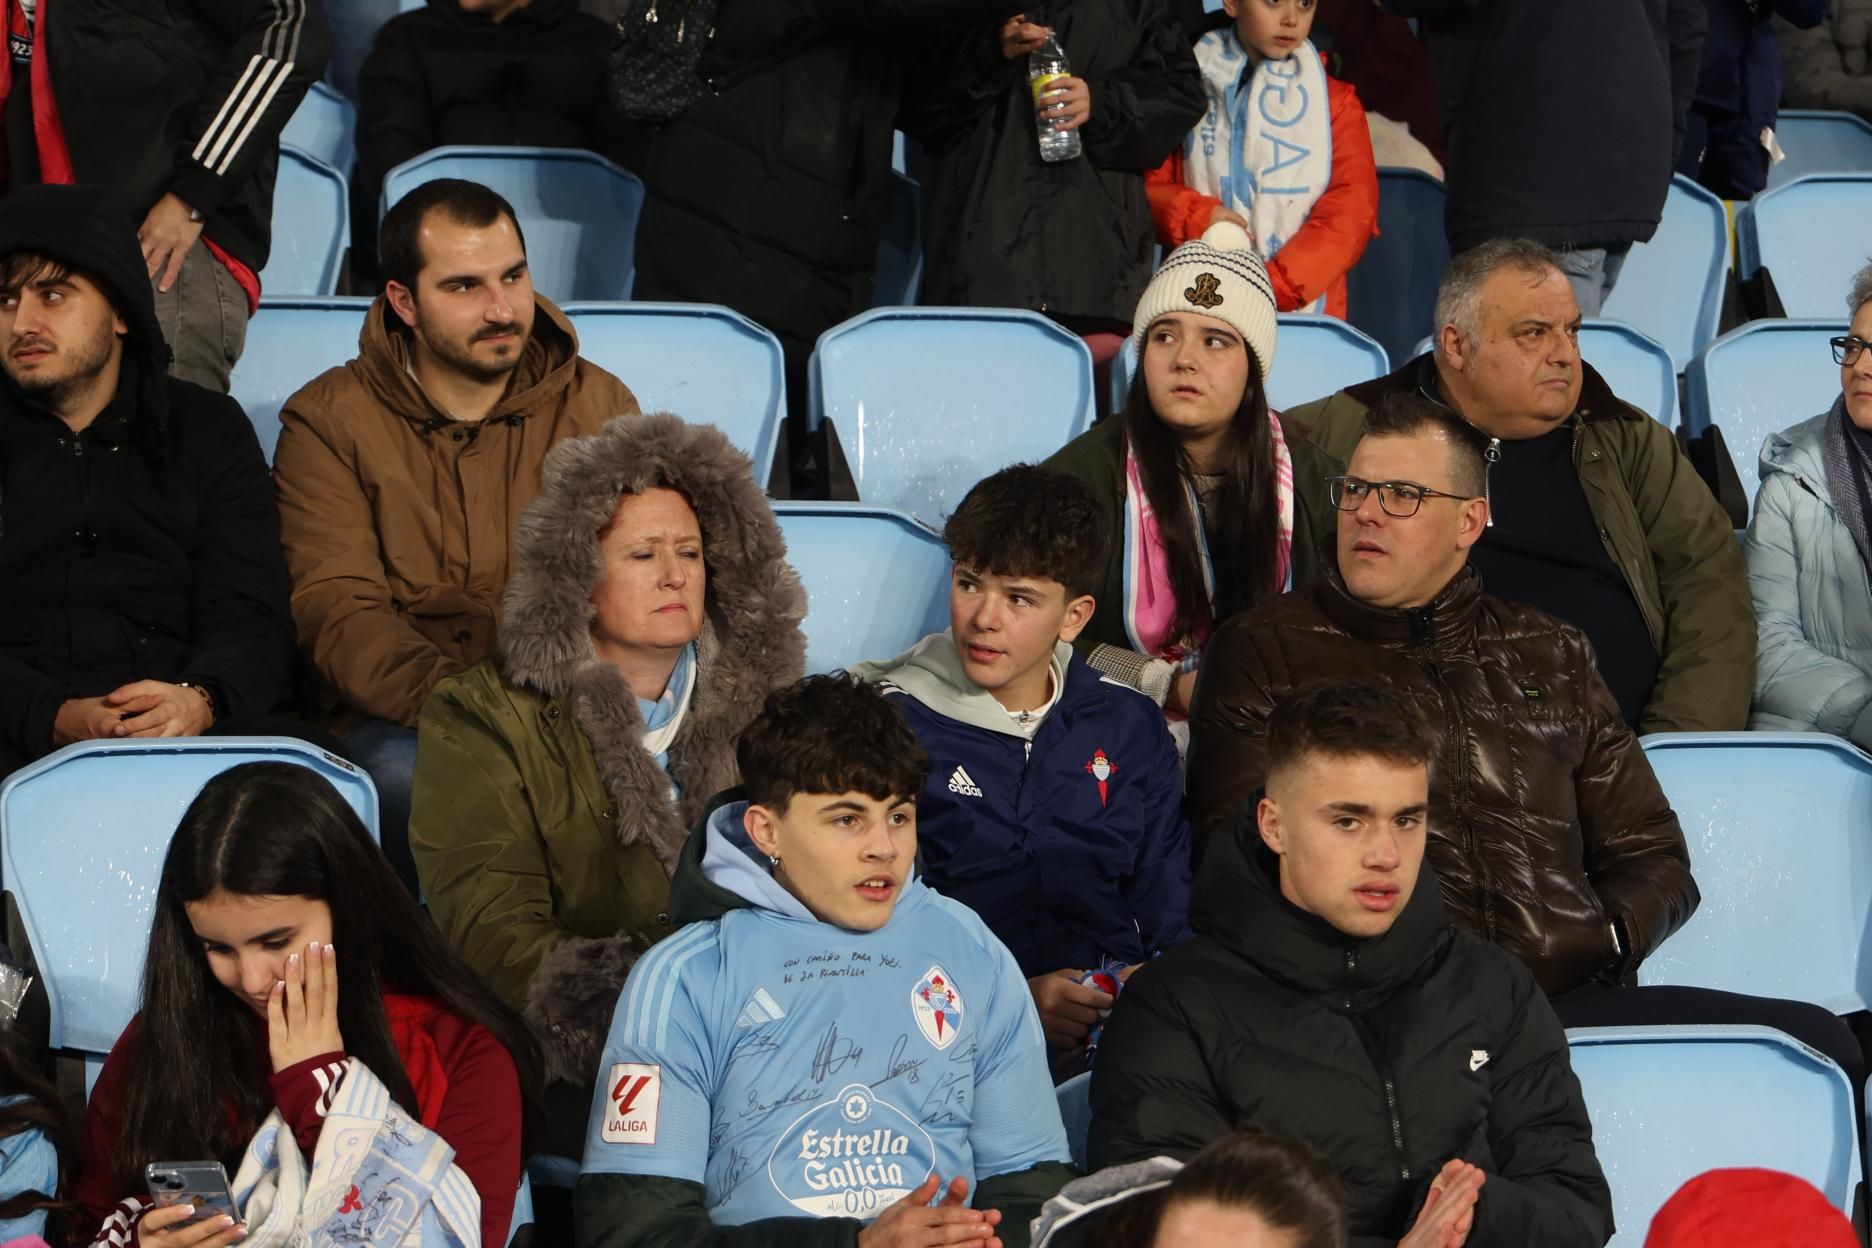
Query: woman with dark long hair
1047 223 1333 734
74 762 545 1248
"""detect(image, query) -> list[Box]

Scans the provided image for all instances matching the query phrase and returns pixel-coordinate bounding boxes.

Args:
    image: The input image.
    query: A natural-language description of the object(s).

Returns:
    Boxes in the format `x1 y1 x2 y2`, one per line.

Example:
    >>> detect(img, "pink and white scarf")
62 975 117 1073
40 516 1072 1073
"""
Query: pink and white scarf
1122 415 1295 662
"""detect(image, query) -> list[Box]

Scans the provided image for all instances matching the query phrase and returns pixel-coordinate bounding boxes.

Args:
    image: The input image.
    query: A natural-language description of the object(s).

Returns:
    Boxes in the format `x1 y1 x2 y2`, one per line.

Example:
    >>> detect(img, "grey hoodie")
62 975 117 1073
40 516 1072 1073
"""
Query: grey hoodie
849 631 1073 740
1028 1158 1182 1247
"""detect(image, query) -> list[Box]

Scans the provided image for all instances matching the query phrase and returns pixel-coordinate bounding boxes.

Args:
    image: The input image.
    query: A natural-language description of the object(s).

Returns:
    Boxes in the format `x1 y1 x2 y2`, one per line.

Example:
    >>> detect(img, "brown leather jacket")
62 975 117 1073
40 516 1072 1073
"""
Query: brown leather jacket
1185 563 1699 996
274 296 639 730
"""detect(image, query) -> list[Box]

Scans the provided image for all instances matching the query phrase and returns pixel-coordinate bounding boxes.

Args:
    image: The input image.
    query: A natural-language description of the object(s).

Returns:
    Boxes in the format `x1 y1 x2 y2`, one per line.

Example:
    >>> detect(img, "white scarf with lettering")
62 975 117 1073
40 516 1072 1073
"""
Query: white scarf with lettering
1186 29 1333 313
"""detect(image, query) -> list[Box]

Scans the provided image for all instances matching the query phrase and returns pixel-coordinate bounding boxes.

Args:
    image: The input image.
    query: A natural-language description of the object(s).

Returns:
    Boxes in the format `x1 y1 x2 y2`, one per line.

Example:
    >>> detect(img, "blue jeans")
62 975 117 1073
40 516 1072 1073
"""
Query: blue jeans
343 719 419 895
1556 243 1633 318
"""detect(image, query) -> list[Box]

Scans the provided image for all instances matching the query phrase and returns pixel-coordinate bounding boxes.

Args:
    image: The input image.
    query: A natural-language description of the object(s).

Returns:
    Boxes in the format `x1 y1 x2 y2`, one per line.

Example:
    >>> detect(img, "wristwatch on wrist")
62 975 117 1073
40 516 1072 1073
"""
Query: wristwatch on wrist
177 681 217 722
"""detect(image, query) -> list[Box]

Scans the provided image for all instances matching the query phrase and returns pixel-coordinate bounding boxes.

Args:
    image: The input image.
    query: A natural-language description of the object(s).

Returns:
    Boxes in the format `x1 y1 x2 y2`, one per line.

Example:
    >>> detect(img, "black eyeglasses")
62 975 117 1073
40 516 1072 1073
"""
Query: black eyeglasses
1832 336 1872 366
1328 475 1472 518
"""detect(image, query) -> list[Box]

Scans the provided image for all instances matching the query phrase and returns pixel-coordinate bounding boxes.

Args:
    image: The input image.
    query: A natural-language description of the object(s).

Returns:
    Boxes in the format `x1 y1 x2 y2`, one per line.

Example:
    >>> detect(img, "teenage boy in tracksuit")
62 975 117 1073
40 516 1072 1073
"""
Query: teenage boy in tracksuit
851 465 1193 1073
576 674 1075 1248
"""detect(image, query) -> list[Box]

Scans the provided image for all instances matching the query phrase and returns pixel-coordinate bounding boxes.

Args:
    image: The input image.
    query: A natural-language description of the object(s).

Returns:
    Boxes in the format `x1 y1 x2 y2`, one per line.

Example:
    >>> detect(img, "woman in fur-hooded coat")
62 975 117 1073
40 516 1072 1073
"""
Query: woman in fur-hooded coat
409 413 806 1087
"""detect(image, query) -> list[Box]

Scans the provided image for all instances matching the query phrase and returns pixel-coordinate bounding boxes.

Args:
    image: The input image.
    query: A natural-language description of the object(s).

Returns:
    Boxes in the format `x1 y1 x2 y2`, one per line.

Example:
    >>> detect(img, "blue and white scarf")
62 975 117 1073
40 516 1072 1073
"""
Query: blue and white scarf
1186 29 1333 312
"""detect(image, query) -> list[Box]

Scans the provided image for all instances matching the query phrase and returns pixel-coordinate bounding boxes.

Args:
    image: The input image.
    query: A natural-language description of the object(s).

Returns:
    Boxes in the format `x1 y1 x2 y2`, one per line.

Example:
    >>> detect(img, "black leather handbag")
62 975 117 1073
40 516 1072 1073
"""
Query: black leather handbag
606 0 719 124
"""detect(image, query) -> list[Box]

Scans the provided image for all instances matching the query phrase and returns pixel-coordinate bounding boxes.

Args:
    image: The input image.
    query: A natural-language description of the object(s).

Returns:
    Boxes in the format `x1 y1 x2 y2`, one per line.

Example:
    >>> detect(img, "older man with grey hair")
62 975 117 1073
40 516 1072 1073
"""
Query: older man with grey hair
1282 238 1754 734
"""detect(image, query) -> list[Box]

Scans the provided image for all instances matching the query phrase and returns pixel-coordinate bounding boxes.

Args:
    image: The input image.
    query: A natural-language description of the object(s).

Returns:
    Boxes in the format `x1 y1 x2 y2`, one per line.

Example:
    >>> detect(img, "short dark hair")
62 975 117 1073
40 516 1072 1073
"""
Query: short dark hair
378 178 528 291
1359 390 1492 498
737 674 931 813
1092 1127 1349 1248
1264 677 1435 782
942 464 1108 600
0 252 122 322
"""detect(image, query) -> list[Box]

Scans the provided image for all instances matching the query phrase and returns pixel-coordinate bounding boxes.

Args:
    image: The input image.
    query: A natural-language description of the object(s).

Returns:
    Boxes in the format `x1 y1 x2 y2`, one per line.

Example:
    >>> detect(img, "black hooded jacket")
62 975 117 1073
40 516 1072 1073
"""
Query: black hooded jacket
0 185 294 766
1088 818 1613 1247
2 0 328 275
353 0 625 280
901 0 1203 326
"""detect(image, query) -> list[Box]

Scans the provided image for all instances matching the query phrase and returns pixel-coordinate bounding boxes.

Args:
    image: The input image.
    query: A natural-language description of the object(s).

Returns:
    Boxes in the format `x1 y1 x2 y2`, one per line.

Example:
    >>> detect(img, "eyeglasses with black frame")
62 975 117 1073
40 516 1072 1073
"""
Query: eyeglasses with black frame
1831 336 1872 367
1327 475 1473 519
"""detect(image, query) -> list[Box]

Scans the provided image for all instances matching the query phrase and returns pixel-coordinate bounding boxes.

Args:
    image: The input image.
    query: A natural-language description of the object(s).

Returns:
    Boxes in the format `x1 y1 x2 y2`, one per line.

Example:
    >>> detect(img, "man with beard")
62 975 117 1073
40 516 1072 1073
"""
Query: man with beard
273 178 640 891
0 184 297 776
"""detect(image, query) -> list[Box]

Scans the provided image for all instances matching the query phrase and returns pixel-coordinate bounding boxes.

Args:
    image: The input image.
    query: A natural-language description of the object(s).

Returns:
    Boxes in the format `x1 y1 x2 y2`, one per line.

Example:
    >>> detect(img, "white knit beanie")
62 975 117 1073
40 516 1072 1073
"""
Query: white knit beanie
1131 221 1278 383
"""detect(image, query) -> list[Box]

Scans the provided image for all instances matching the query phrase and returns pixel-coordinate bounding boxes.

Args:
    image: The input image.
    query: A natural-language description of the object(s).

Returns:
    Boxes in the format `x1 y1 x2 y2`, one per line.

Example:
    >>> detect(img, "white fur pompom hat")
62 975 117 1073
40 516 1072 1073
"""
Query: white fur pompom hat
1131 221 1278 383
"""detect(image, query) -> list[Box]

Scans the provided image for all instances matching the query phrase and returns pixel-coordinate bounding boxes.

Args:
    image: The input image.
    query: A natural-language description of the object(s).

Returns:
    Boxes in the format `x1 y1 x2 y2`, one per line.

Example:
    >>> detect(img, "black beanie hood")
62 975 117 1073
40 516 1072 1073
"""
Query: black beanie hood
0 184 174 435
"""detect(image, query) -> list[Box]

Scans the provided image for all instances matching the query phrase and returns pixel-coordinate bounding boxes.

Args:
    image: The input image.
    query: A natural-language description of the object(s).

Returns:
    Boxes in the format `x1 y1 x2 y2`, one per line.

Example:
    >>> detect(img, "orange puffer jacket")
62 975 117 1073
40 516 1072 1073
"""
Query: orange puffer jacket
1145 58 1378 319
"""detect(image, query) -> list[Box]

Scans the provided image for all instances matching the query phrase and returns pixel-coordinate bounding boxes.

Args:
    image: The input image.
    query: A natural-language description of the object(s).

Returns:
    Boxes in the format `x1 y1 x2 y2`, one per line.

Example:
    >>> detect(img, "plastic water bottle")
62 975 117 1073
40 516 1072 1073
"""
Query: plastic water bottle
1028 33 1082 163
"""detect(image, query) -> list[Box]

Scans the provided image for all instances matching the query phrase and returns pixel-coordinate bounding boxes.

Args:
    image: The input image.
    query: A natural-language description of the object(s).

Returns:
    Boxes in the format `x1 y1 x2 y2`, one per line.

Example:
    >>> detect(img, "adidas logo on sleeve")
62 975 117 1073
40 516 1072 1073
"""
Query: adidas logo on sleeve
947 766 983 798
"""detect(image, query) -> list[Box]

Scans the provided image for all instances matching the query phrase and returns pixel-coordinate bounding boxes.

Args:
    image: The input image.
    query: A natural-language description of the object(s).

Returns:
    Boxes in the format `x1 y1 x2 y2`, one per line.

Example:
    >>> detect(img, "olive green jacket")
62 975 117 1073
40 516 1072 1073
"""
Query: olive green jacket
1283 357 1755 734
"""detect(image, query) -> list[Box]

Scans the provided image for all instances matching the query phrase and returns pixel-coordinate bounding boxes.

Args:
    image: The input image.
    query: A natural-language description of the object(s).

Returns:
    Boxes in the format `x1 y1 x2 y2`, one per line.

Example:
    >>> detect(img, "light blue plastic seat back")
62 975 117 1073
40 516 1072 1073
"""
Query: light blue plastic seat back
1602 175 1728 374
281 80 357 174
1577 322 1677 426
561 303 784 486
1569 1025 1860 1244
1769 111 1872 190
260 147 349 297
1637 733 1872 1012
1111 314 1390 415
1056 1071 1091 1172
1738 175 1872 319
1347 168 1448 366
505 1174 533 1247
1683 320 1842 514
380 146 646 302
773 504 951 673
0 739 378 1090
809 309 1096 530
872 171 923 308
228 298 374 464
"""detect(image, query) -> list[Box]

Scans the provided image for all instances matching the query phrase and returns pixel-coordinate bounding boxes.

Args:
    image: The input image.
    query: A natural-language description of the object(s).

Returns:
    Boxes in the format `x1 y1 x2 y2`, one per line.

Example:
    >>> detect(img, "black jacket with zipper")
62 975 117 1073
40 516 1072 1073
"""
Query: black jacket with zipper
0 185 295 765
1088 822 1613 1247
3 0 329 275
630 0 1019 359
902 0 1203 326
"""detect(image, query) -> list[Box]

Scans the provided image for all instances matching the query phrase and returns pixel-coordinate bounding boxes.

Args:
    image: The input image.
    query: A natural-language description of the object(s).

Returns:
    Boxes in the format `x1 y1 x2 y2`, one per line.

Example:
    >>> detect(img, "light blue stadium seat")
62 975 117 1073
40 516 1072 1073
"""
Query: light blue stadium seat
1683 320 1841 513
1410 320 1675 425
872 170 923 308
1601 175 1728 374
281 80 357 174
1347 167 1448 367
1114 314 1391 415
261 147 348 297
772 503 951 672
1569 1025 1860 1244
1056 1071 1091 1172
0 739 377 1092
1737 175 1872 319
228 297 373 464
561 302 784 486
809 309 1096 529
381 147 646 302
1769 111 1872 190
1636 732 1872 1012
506 1174 533 1247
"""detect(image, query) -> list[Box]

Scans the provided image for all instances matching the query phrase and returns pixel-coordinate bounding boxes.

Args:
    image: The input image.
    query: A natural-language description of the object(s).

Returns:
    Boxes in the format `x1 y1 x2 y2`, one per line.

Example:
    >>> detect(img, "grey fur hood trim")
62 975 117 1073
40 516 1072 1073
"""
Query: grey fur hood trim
500 412 807 868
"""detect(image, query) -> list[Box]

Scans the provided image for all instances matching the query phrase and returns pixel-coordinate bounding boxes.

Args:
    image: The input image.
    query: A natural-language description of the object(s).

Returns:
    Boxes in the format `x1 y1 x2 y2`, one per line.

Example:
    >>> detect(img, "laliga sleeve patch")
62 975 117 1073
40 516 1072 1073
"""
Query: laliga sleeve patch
602 1063 661 1144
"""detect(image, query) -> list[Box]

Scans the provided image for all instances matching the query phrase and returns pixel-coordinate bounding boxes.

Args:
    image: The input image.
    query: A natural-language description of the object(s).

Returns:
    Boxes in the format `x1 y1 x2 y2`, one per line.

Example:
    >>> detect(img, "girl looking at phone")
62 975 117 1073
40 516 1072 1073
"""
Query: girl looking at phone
75 762 545 1247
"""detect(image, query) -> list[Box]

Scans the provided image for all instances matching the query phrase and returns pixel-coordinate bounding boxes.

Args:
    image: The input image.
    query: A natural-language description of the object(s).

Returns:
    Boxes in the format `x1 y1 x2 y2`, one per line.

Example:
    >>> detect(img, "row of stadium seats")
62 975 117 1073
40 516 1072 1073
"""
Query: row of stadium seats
8 718 1868 1245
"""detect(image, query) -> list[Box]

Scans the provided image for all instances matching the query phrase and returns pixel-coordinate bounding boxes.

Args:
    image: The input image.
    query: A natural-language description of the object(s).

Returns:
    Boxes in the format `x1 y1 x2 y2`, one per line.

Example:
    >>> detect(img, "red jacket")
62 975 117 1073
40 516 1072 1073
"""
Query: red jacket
77 995 522 1247
1145 58 1378 319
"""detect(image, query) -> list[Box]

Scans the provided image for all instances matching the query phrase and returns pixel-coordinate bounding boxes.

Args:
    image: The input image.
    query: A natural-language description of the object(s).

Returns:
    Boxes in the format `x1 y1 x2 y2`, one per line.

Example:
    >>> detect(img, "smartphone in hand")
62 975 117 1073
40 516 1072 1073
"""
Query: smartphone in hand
146 1160 243 1226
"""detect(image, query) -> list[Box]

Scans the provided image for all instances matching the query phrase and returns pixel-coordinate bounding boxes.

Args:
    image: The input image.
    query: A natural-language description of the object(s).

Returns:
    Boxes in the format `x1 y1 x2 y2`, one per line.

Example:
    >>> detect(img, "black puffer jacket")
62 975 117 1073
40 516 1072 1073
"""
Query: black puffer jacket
353 0 625 279
903 0 1203 326
1384 0 1680 252
0 185 294 764
1089 825 1614 1246
1185 563 1699 997
2 0 328 274
631 0 1017 360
